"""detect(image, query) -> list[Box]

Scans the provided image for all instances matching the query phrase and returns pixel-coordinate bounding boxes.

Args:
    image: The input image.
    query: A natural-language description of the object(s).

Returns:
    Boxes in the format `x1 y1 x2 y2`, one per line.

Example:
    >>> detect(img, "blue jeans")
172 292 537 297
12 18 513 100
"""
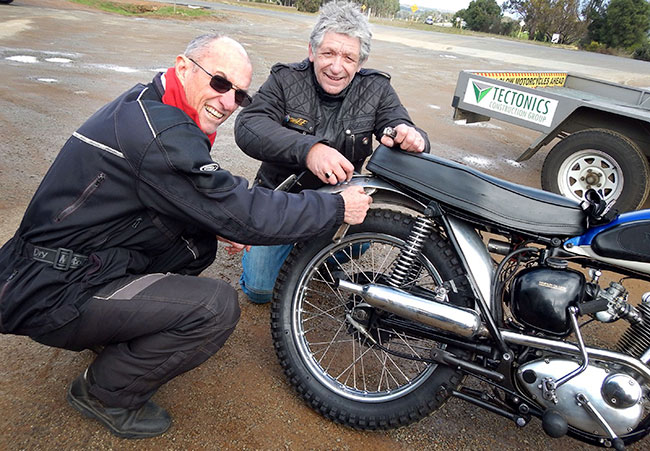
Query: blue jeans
239 242 370 304
240 244 293 304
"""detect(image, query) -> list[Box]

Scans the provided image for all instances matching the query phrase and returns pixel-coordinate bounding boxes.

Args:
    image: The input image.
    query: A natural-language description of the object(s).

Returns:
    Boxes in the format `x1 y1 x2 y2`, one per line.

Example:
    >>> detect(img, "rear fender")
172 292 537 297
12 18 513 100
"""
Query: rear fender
317 174 426 243
317 174 427 213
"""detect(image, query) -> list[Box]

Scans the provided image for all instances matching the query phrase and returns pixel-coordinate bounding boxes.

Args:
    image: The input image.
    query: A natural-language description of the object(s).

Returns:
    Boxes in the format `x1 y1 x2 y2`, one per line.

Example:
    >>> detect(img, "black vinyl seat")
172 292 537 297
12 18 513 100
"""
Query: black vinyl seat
367 145 587 237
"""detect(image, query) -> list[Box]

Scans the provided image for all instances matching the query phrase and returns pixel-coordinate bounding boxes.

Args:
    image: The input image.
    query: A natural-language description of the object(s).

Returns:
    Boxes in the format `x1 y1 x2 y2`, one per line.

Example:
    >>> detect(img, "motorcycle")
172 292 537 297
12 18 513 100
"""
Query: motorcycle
270 143 650 449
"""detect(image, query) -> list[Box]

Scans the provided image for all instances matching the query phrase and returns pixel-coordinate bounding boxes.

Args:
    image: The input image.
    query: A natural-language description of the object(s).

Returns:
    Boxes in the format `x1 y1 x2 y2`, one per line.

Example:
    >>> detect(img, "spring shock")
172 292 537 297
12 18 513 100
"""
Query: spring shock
387 216 436 288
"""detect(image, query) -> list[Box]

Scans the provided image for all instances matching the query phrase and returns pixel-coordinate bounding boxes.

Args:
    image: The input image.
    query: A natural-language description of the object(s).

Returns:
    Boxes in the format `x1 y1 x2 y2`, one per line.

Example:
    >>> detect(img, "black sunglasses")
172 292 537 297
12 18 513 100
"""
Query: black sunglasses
187 57 252 107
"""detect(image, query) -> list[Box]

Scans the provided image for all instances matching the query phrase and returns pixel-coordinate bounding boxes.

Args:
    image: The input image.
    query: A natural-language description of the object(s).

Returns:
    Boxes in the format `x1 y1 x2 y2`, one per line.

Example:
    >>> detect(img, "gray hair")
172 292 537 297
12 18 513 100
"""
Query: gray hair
184 33 226 59
184 33 249 65
309 1 372 64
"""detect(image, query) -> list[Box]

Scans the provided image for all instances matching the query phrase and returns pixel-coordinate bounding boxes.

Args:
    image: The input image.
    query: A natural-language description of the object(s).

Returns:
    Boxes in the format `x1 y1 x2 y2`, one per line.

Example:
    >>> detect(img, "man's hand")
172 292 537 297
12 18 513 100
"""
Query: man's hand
306 143 355 185
217 236 251 255
340 186 372 225
380 124 425 153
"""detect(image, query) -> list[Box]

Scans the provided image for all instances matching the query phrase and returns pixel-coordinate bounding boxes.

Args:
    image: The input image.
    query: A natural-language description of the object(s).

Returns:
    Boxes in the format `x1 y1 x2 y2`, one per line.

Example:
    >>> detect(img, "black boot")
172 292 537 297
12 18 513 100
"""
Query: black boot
67 370 171 439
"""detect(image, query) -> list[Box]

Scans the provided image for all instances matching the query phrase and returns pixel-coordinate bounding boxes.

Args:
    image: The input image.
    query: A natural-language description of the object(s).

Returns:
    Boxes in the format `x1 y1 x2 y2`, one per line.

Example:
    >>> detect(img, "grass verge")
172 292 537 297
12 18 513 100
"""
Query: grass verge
69 0 213 18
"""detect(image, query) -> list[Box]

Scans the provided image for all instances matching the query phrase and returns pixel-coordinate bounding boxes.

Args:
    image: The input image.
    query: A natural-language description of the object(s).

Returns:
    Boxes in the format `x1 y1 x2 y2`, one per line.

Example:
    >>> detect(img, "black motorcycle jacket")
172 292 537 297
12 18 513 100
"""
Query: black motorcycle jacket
234 59 430 189
0 73 344 336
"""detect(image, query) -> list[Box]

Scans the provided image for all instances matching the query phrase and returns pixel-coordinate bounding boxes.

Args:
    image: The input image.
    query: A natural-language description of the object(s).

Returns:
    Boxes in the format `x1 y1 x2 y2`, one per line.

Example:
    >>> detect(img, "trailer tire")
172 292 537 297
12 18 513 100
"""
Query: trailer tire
541 129 649 212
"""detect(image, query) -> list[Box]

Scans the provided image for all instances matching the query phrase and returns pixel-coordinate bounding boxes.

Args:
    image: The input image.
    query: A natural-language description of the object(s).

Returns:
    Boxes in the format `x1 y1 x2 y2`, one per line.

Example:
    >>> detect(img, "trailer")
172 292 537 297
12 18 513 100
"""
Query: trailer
451 70 650 212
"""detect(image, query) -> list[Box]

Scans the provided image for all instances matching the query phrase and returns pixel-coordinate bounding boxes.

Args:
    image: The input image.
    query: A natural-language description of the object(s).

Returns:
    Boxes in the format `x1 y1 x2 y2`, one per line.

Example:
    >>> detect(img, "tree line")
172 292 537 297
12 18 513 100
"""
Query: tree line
265 0 650 60
276 0 400 17
454 0 650 60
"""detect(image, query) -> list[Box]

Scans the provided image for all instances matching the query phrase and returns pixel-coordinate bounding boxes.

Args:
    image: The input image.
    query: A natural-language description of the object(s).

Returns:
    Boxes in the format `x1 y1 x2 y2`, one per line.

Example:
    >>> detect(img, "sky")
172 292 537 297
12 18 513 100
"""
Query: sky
400 0 471 13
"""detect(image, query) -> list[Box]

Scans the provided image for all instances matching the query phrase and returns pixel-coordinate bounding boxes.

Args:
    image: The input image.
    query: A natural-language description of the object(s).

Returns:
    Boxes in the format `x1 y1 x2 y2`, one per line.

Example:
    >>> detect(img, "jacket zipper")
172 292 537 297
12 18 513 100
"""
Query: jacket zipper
54 173 106 223
0 270 18 303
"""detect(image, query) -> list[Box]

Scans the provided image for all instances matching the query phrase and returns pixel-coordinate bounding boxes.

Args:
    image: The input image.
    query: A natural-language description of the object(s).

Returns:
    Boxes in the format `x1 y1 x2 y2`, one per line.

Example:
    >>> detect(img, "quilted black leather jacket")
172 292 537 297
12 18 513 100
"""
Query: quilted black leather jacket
235 59 430 190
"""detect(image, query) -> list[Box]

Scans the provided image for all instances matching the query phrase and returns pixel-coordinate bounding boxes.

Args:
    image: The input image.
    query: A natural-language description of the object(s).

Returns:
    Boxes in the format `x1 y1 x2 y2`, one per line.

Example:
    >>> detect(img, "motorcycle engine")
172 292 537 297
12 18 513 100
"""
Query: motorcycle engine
517 358 646 437
510 261 585 337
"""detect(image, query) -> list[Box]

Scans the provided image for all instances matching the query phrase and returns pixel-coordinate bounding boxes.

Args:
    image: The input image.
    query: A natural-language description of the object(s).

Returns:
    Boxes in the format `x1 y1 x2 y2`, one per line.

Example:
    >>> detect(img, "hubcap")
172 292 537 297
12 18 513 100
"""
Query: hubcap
557 149 623 204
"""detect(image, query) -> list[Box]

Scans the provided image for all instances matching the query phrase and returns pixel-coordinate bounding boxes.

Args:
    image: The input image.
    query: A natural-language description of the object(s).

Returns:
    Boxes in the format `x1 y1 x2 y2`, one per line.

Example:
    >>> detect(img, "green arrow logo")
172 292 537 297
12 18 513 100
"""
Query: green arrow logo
472 81 492 103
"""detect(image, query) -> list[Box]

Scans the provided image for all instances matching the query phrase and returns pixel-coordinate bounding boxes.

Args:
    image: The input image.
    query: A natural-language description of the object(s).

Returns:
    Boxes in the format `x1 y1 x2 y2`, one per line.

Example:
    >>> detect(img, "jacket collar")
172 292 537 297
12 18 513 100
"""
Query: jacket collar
152 72 165 99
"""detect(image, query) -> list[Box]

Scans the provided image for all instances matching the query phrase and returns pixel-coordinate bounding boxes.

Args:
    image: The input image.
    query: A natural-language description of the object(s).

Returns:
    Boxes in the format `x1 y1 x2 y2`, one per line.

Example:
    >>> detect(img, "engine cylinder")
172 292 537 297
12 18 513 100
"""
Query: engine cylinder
616 301 650 359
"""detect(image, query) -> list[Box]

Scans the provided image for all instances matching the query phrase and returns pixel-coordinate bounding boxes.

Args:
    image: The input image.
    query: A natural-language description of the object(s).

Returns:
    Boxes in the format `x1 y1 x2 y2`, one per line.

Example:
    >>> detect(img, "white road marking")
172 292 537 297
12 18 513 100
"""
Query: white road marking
92 64 138 73
45 57 72 64
6 55 39 63
462 155 494 168
454 119 502 130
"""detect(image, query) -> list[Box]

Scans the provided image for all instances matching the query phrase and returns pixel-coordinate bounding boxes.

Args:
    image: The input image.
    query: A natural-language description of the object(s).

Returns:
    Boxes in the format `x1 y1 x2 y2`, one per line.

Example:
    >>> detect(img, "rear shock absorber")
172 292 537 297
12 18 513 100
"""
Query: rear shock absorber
387 216 435 288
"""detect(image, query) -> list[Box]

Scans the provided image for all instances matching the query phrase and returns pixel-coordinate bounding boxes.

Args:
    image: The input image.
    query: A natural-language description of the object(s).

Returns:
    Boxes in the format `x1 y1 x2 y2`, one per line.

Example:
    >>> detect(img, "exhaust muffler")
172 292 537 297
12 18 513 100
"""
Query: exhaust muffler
337 279 487 338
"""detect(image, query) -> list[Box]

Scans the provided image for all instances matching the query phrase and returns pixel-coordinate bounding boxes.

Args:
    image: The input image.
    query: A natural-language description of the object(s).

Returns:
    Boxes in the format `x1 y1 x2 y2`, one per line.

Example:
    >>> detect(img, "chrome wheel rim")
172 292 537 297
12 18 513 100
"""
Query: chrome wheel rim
290 232 444 403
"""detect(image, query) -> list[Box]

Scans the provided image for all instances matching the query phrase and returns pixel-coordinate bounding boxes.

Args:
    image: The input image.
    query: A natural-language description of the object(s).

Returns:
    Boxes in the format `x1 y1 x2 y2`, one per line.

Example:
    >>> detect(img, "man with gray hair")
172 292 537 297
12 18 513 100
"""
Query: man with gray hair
235 1 430 304
0 33 371 439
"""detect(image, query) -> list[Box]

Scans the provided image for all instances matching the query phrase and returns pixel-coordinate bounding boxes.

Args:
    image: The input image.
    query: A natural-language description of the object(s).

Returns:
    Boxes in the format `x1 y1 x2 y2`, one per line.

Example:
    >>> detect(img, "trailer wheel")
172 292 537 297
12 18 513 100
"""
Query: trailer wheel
541 129 649 212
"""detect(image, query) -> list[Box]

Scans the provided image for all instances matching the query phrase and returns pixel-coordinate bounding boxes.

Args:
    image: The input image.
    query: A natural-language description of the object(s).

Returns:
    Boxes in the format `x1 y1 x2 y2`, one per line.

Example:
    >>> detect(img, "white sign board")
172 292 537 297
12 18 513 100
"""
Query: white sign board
463 78 558 127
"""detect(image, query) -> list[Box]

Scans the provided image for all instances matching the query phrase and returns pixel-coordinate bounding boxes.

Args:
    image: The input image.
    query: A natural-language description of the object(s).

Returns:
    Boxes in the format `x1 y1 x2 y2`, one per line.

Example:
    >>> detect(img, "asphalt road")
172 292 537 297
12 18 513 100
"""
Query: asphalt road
1 1 649 450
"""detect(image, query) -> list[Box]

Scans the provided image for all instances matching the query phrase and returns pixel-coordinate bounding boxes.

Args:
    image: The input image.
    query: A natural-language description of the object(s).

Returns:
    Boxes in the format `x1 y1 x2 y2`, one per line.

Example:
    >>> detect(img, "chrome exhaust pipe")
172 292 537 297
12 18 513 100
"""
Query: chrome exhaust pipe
337 279 487 338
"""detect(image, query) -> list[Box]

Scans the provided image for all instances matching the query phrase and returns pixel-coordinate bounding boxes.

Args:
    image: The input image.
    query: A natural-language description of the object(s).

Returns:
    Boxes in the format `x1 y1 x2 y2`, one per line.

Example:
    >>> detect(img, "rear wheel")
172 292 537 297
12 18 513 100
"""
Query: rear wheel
271 209 471 429
541 129 649 212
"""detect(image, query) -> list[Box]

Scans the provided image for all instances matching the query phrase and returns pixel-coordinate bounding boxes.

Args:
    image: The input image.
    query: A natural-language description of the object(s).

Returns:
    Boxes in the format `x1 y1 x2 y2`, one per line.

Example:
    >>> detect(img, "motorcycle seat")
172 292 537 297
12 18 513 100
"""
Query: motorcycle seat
367 145 588 236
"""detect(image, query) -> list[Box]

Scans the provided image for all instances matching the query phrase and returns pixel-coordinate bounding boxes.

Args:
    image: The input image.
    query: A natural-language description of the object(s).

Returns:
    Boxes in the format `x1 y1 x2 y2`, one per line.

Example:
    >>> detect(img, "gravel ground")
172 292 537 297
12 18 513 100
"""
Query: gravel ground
1 1 649 450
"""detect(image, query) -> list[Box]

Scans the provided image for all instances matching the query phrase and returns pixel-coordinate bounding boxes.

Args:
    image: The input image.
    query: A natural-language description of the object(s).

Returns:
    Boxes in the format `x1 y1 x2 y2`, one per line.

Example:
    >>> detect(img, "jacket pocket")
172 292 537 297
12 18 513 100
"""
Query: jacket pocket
53 172 106 223
344 128 374 162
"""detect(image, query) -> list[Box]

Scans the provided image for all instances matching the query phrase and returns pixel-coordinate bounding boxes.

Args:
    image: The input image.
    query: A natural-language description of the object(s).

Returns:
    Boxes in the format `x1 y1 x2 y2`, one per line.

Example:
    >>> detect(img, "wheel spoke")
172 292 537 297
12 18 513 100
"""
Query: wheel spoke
333 341 376 381
316 318 350 370
376 346 408 391
309 338 356 347
301 294 346 324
